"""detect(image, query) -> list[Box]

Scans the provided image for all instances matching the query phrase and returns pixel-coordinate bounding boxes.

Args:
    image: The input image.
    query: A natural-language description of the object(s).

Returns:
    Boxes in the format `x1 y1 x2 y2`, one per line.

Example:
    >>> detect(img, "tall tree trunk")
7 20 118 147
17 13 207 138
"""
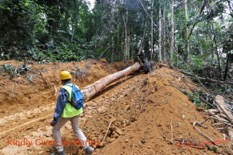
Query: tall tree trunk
127 28 130 60
123 11 129 60
224 54 229 80
211 22 222 79
111 36 114 63
162 1 166 61
116 24 120 59
121 30 124 59
139 16 147 55
170 0 174 66
158 0 162 61
184 0 190 63
150 0 154 60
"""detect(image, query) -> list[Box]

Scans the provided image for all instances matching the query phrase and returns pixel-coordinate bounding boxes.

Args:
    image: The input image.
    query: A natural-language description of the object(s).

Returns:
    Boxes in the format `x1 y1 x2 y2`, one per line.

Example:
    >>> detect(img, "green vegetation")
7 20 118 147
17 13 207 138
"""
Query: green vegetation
0 0 232 87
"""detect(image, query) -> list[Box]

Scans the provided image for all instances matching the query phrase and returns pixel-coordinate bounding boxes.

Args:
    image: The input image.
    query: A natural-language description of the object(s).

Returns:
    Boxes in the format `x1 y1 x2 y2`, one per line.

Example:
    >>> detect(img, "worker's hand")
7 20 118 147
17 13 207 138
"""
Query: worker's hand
50 120 56 126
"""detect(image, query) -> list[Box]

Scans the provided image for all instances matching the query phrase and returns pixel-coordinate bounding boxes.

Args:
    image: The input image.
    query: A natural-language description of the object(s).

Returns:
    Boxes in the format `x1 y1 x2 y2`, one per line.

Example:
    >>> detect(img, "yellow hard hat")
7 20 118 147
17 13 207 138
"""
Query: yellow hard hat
60 71 72 80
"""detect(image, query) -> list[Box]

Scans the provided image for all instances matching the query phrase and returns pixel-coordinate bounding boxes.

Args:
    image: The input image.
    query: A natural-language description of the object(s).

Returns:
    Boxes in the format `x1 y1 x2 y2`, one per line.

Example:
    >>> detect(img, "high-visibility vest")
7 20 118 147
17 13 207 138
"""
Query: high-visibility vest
61 84 83 118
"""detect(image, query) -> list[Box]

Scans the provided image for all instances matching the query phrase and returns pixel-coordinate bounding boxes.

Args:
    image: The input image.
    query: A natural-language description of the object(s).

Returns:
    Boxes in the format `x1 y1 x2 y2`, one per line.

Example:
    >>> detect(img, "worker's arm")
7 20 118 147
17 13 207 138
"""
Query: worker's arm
51 88 68 126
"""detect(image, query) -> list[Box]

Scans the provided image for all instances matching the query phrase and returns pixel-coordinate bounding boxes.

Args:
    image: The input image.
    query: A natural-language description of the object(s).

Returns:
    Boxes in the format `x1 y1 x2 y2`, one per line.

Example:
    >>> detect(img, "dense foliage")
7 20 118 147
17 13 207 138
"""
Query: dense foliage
0 0 232 80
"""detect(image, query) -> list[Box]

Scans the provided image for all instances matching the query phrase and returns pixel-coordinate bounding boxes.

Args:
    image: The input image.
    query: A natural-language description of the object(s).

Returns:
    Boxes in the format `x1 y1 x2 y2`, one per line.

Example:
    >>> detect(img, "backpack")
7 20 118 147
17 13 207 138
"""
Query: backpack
63 84 84 109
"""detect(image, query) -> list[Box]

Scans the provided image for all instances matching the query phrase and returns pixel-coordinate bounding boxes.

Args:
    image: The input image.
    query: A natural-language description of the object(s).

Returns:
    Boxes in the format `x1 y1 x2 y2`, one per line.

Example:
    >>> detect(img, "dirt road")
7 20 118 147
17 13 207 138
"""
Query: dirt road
0 60 232 155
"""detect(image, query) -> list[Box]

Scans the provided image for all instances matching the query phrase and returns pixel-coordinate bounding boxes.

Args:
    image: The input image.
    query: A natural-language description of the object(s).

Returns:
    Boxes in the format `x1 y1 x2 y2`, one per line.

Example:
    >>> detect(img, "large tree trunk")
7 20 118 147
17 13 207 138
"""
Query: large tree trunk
81 62 141 101
170 0 174 66
162 1 166 61
138 16 147 55
158 0 162 61
150 0 154 60
184 0 190 63
123 11 130 60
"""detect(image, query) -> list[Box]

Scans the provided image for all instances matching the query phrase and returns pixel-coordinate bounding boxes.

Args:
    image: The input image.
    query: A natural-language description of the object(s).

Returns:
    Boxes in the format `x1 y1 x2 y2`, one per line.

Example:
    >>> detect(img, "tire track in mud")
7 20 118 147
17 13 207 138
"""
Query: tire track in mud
0 106 97 154
0 105 54 138
0 75 144 154
0 70 138 138
0 113 52 138
0 104 55 155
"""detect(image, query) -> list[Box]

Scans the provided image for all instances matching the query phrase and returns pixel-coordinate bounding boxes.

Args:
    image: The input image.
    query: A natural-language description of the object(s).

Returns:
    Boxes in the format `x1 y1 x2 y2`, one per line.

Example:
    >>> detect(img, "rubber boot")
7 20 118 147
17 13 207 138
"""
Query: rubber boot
54 151 66 155
84 146 94 155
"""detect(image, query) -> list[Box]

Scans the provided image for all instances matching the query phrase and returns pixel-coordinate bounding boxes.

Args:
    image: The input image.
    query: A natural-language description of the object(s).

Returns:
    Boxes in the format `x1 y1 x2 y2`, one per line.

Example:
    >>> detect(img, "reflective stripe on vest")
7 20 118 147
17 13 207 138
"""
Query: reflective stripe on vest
61 84 83 118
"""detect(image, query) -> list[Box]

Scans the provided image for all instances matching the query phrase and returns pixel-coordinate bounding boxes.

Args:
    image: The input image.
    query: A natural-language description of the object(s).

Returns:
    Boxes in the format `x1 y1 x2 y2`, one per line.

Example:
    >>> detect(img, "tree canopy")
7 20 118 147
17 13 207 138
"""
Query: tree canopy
0 0 233 80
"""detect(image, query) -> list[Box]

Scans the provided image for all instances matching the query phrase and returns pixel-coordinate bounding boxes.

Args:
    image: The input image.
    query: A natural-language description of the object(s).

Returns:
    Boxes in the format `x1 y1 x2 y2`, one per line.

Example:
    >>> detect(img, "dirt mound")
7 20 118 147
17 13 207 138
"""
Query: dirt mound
0 59 125 115
0 60 232 155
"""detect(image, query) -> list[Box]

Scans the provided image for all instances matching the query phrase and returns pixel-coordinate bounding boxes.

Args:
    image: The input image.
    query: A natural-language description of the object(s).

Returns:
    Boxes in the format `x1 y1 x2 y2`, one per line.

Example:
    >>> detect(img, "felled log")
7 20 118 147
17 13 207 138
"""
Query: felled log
215 95 233 124
81 62 141 101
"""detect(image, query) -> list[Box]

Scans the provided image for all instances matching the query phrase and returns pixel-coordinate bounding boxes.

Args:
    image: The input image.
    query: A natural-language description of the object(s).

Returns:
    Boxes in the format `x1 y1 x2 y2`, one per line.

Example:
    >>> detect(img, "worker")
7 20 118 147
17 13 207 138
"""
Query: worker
50 71 94 155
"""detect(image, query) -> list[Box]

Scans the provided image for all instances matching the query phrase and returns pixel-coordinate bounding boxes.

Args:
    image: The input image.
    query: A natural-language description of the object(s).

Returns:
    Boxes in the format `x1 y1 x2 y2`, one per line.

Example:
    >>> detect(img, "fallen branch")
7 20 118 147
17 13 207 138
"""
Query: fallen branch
101 120 114 144
167 53 211 94
195 118 209 128
170 82 216 108
39 71 50 88
179 70 233 85
215 95 233 124
210 116 233 127
193 121 216 144
170 119 174 144
182 80 216 108
205 109 218 115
